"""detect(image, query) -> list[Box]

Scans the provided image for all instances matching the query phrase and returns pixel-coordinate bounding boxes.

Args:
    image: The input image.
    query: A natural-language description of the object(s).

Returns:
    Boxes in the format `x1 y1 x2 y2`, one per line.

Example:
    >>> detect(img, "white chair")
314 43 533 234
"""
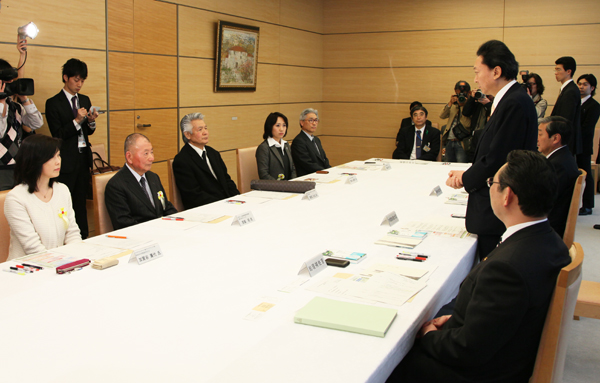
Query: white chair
236 146 259 194
92 171 117 236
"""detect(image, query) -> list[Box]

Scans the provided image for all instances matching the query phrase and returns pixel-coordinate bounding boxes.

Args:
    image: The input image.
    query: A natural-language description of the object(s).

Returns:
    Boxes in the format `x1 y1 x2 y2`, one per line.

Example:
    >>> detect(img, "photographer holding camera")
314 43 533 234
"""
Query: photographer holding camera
440 80 472 163
0 37 43 191
521 72 547 118
462 89 494 162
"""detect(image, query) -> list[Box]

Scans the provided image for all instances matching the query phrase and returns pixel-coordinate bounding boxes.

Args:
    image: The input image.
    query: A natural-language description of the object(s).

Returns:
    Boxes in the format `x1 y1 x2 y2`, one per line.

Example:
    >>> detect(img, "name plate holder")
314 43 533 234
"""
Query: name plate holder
429 185 443 197
298 254 327 277
232 211 256 226
303 189 319 201
130 243 164 265
380 211 399 227
382 162 392 171
346 175 358 185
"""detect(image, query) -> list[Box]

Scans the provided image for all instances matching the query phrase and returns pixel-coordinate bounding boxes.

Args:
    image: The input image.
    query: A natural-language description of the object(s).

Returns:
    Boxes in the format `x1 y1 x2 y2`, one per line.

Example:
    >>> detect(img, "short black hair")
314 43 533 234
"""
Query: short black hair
263 112 288 140
454 81 471 93
0 58 12 72
555 56 576 78
539 116 572 146
409 101 422 112
498 150 558 218
476 40 519 81
577 73 597 97
528 73 545 96
62 58 88 82
410 105 428 117
14 135 62 193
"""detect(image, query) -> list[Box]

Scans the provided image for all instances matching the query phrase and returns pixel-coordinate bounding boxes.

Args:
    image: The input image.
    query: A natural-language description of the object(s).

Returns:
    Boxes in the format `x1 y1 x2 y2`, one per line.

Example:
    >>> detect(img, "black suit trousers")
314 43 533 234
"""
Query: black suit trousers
56 151 89 238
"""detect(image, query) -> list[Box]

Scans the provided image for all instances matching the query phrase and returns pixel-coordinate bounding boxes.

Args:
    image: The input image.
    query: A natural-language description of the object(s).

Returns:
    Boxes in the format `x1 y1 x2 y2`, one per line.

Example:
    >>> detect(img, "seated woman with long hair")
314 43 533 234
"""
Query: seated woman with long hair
255 112 297 180
4 135 82 260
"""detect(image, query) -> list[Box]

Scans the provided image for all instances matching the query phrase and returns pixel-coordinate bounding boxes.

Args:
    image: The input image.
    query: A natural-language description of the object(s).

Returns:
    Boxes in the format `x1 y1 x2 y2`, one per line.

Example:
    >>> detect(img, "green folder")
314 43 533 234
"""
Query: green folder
294 297 397 337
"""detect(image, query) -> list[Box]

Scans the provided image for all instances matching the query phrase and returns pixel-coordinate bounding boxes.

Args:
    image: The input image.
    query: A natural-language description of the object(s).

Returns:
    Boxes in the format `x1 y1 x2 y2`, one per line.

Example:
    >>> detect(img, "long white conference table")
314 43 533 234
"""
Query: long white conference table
0 159 476 383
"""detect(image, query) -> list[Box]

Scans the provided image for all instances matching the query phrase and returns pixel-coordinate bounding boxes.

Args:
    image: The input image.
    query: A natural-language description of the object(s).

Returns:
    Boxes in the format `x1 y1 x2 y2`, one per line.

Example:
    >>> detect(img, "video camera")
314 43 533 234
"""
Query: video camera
520 70 531 93
0 67 35 99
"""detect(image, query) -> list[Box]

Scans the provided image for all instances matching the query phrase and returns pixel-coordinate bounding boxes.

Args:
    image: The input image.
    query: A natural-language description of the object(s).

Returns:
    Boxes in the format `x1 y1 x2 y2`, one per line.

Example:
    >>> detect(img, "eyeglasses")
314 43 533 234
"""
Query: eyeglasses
305 119 319 124
486 177 500 188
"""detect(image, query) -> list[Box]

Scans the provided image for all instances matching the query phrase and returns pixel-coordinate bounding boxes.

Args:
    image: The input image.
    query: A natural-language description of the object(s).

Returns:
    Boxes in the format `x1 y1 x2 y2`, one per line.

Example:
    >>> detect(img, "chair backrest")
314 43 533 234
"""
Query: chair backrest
236 146 259 194
0 190 10 263
530 242 584 383
563 169 586 248
167 159 184 212
91 143 107 164
92 171 117 236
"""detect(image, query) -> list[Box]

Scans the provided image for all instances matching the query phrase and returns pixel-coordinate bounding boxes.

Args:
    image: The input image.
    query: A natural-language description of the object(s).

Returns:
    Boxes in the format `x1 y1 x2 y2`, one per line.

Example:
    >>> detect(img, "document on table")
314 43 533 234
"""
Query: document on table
15 243 125 268
375 234 423 248
307 271 427 307
402 221 471 238
363 263 434 280
299 175 341 184
243 190 300 200
445 193 468 205
175 211 231 223
85 236 154 250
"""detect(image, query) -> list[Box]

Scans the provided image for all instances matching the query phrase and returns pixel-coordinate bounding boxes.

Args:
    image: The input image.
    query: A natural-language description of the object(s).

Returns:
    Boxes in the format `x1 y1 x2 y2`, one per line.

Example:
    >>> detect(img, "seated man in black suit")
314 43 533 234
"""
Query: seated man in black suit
291 108 330 177
388 150 571 383
392 106 440 160
172 112 239 209
105 133 177 230
537 116 580 238
395 101 431 147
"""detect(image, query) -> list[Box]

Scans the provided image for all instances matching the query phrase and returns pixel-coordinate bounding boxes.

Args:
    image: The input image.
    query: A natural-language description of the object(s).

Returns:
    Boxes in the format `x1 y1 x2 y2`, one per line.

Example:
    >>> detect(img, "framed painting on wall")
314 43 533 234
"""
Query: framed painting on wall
215 21 260 92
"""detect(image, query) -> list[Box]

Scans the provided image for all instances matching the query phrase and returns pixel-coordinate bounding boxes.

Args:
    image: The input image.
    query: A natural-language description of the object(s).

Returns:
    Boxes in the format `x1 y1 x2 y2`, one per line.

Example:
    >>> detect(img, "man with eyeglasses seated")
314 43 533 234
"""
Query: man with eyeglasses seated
392 105 440 161
537 116 580 238
388 150 571 383
291 108 330 177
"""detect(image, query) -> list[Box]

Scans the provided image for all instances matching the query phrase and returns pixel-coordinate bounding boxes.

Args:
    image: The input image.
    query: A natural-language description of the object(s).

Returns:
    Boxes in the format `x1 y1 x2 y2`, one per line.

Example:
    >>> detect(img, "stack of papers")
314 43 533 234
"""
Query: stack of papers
445 193 468 205
375 229 427 249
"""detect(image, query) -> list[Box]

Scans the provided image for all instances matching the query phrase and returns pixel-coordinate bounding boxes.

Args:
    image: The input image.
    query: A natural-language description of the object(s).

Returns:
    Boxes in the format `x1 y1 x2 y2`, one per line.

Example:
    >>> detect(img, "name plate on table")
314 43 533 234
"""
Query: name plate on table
382 162 392 171
132 243 163 265
303 189 319 201
298 254 327 277
380 211 399 227
232 211 256 226
429 185 443 197
346 175 358 185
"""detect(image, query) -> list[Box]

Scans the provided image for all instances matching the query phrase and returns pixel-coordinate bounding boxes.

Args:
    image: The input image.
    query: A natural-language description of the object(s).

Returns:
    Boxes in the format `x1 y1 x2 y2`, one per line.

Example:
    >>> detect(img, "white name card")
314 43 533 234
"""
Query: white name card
232 211 256 226
382 162 392 171
381 211 399 227
132 243 163 265
346 175 358 185
298 254 327 277
303 189 319 201
430 185 443 197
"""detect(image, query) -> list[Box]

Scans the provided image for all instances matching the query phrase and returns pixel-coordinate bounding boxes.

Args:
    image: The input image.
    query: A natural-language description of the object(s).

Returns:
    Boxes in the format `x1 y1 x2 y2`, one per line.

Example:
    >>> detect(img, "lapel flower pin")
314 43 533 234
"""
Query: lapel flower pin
58 207 69 229
157 191 166 209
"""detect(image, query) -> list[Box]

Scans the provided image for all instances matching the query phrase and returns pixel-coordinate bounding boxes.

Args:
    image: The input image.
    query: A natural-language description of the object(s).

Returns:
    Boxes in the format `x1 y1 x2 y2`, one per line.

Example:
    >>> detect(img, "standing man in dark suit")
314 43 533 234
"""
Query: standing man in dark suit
576 74 600 215
551 56 582 155
46 59 99 238
537 116 580 237
172 112 239 210
392 106 440 161
291 108 330 177
105 133 177 230
447 40 538 260
389 150 571 383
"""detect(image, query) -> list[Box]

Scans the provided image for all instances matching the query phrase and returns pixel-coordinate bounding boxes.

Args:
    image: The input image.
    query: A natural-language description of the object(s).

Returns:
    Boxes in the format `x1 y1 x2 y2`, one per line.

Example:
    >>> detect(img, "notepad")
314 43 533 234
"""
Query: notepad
294 297 397 337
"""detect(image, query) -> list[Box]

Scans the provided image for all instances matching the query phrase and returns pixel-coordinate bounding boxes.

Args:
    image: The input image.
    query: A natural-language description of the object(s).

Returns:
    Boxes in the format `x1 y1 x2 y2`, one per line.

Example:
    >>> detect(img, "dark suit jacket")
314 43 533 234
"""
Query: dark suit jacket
105 167 177 230
551 80 582 155
45 91 95 173
398 221 571 383
462 83 538 236
255 140 297 180
392 125 440 161
580 97 600 155
172 144 239 210
291 130 330 177
548 146 580 237
395 118 432 143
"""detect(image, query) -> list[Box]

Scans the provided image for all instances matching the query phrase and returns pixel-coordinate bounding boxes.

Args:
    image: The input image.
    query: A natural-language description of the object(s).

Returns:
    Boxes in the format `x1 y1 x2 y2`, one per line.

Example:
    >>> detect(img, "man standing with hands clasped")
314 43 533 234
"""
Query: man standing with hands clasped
46 59 100 239
446 40 538 260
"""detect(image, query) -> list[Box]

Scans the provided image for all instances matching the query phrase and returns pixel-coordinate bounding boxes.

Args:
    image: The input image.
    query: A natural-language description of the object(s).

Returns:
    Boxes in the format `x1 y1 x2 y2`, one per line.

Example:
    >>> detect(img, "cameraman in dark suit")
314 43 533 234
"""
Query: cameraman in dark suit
172 112 239 209
551 56 581 155
46 59 100 238
447 40 538 260
392 105 440 161
105 133 177 230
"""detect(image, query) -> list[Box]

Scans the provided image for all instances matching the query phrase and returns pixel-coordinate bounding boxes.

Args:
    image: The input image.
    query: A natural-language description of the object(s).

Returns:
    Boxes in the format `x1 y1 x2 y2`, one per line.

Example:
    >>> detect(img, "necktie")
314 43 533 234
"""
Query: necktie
202 150 207 162
415 130 422 159
71 96 78 118
139 177 155 207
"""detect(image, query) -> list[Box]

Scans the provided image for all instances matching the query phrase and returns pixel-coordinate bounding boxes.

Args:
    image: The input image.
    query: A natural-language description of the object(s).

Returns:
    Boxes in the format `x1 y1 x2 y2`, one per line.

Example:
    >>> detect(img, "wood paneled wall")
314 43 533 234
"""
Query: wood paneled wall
321 0 600 165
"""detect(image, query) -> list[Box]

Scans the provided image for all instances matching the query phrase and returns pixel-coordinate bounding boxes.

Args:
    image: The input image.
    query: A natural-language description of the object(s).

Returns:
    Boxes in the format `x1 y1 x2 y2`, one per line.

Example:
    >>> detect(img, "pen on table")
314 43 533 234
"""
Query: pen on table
3 269 25 275
10 266 32 273
107 235 127 239
226 199 246 204
15 265 37 272
341 173 357 175
396 255 426 262
22 263 43 270
162 217 185 221
399 251 429 258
